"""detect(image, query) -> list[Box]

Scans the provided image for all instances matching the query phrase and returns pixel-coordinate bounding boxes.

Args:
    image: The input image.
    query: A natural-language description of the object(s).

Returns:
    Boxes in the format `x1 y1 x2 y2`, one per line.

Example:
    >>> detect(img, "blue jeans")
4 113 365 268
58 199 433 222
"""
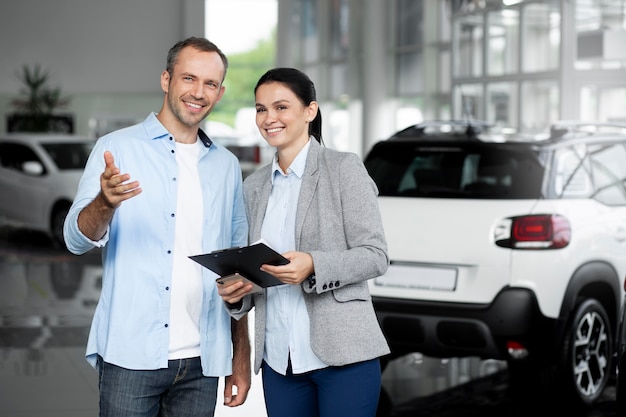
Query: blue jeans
97 356 218 417
262 358 382 417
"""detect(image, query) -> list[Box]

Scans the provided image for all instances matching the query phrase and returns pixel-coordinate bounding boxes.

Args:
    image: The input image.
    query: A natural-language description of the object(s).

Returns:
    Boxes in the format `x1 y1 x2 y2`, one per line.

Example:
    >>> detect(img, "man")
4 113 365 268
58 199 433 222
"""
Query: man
64 37 250 417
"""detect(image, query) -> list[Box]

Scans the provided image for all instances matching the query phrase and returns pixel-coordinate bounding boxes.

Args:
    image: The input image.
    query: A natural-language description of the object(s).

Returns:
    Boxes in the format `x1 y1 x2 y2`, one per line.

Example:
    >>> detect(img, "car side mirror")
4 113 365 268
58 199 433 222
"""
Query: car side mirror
22 161 44 176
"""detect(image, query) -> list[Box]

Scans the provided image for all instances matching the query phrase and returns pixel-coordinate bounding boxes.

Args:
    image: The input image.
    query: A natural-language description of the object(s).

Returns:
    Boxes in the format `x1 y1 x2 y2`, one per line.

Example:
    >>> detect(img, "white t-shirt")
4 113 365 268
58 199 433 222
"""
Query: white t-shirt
168 139 203 359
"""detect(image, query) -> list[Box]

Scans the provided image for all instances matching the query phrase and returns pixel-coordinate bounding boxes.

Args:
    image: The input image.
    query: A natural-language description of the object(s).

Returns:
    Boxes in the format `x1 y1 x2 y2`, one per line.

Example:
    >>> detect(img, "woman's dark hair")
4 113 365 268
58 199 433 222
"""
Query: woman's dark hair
254 67 323 145
166 37 229 82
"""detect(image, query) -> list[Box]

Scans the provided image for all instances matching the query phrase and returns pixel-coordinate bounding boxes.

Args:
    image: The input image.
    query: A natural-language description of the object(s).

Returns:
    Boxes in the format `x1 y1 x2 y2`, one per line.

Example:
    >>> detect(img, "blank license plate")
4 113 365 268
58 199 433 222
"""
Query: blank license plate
374 264 457 291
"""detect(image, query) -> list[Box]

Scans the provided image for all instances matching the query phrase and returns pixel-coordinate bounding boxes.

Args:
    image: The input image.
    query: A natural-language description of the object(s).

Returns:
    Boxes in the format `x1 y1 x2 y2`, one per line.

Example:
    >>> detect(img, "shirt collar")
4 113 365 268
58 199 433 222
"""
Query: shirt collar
271 138 311 183
144 113 170 140
143 112 212 148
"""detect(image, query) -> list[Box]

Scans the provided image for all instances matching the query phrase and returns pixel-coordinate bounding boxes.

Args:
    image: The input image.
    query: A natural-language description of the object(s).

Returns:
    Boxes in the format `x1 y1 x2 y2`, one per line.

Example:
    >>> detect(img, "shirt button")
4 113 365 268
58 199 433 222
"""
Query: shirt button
164 324 169 328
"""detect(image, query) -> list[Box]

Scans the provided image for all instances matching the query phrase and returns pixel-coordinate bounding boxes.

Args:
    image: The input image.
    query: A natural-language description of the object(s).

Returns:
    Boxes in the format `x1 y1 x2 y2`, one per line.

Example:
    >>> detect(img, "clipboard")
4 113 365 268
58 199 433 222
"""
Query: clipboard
189 242 289 289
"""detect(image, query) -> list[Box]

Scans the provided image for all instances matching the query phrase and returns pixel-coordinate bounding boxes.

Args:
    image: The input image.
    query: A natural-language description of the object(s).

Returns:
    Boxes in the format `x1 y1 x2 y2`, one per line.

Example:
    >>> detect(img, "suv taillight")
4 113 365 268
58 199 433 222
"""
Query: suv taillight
495 214 571 249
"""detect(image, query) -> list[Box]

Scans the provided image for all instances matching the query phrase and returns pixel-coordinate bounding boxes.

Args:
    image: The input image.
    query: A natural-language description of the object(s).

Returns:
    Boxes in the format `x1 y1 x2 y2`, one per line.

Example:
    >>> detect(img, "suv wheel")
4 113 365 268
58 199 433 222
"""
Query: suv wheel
507 298 612 406
559 298 613 406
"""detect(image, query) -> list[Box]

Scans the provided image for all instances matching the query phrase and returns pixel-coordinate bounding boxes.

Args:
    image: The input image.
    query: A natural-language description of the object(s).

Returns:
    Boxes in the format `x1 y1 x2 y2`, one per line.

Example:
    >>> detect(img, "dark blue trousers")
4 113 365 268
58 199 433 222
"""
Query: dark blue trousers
261 358 382 417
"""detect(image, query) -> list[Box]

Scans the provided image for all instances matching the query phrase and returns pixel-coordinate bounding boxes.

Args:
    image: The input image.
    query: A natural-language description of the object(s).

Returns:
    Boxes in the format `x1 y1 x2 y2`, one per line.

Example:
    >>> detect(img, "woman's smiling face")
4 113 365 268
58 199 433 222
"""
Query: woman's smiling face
254 81 317 151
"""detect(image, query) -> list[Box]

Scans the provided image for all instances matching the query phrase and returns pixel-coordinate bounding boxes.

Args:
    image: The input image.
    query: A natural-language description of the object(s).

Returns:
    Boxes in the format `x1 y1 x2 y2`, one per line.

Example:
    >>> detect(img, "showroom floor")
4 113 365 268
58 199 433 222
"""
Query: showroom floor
0 230 506 417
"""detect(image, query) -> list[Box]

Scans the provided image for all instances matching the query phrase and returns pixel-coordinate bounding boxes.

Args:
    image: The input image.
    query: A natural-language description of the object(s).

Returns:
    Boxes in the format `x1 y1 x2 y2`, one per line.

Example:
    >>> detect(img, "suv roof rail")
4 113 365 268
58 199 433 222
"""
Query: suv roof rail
550 120 626 138
395 119 492 138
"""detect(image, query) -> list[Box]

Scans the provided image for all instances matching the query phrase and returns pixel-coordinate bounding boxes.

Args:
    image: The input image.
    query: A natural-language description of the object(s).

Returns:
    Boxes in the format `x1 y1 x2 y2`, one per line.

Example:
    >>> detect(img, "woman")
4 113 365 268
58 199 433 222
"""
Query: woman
218 67 390 417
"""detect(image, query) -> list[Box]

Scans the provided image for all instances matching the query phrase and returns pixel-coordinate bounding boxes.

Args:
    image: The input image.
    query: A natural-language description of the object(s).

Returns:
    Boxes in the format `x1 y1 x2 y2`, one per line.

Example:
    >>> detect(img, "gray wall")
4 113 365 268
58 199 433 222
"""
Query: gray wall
0 0 205 135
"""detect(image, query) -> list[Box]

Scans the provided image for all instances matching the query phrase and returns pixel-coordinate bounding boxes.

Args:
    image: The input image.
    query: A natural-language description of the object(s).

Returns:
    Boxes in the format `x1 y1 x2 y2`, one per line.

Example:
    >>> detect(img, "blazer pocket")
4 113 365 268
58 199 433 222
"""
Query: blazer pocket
331 283 371 302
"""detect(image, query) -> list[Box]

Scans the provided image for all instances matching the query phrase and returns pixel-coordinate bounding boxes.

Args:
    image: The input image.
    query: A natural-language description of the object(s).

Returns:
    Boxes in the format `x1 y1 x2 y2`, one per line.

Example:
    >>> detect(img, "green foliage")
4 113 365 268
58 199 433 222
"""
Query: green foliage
11 64 71 116
210 31 276 127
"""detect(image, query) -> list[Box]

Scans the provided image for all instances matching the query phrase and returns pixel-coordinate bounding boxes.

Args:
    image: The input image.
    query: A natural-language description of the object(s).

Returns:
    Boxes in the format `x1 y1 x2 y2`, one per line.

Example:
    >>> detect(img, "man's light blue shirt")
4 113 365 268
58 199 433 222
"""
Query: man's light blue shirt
64 113 248 376
261 139 327 374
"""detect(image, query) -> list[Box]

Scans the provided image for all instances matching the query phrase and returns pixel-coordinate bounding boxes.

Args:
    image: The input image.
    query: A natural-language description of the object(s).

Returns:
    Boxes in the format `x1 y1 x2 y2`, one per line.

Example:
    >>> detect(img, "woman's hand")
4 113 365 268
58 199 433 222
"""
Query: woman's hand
260 251 314 285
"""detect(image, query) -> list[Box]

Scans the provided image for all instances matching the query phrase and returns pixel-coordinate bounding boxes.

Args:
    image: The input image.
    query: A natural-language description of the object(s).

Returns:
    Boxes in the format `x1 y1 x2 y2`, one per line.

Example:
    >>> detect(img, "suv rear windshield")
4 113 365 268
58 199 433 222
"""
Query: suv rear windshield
364 142 545 199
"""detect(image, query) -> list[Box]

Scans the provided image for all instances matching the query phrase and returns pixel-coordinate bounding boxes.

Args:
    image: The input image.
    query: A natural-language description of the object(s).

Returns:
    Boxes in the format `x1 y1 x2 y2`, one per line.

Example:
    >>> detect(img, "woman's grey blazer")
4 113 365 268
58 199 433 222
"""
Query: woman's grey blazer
234 139 391 374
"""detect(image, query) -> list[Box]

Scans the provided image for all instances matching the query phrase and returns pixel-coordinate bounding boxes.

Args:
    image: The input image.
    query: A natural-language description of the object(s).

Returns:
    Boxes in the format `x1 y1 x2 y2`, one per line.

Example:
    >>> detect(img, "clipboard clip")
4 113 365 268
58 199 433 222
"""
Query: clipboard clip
211 246 241 255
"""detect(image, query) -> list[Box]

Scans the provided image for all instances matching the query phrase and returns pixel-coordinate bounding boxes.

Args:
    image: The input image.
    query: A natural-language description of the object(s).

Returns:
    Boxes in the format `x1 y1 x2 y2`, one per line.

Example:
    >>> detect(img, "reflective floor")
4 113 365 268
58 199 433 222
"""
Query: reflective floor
0 226 618 417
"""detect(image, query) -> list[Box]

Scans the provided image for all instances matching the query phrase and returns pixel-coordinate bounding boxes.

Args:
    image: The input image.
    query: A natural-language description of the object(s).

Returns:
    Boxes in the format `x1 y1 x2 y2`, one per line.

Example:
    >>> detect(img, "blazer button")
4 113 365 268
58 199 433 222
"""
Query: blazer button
329 282 334 288
335 281 340 287
322 284 328 290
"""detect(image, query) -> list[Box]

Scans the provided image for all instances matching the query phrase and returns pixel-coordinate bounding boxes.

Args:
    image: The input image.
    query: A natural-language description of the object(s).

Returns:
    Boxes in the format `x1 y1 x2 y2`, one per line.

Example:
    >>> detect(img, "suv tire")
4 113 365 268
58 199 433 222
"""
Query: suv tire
507 298 612 406
560 298 612 405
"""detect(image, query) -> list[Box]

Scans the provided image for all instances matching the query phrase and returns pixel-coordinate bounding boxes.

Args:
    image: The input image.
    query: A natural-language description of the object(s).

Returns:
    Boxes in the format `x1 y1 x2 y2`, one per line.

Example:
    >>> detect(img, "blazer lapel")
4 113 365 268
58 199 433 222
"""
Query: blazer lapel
294 140 321 249
249 167 273 243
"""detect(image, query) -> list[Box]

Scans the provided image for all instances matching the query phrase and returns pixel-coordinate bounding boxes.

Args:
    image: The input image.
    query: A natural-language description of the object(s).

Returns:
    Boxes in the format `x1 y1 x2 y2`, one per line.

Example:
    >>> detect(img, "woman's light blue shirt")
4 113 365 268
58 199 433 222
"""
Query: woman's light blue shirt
64 113 248 376
261 139 327 374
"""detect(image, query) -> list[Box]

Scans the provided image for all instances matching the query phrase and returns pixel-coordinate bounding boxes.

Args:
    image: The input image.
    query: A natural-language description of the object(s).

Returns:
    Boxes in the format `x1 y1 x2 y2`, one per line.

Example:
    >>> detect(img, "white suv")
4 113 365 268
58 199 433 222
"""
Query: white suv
0 133 94 246
363 121 626 407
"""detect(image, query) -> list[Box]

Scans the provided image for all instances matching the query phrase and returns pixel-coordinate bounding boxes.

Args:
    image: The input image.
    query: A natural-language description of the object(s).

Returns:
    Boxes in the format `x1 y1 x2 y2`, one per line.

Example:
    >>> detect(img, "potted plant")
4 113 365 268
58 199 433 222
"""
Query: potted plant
7 64 73 133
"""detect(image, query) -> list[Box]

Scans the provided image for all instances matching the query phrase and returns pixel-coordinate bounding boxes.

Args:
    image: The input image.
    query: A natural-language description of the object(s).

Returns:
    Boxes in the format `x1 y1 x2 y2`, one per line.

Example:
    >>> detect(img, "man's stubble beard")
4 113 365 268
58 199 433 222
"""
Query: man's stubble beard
167 93 212 129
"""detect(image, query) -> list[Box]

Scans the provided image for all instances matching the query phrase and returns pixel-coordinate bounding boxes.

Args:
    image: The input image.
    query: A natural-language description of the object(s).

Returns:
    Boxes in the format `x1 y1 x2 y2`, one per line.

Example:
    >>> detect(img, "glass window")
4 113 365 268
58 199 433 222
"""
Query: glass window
486 82 518 129
396 52 423 95
522 2 560 72
289 0 303 63
580 86 626 122
0 143 43 174
521 80 559 133
364 142 544 199
454 83 483 120
43 143 93 170
589 142 626 205
439 49 451 93
553 145 592 198
395 0 423 95
330 0 349 60
455 14 484 77
438 0 452 43
575 0 626 69
487 9 519 76
330 63 348 100
302 0 319 64
576 0 626 32
397 0 423 47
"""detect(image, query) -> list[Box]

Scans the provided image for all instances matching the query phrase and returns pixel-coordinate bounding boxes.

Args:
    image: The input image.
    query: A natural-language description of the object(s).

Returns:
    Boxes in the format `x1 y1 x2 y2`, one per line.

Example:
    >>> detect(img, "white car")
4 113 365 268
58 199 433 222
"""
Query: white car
0 133 94 246
204 120 273 178
363 121 626 407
